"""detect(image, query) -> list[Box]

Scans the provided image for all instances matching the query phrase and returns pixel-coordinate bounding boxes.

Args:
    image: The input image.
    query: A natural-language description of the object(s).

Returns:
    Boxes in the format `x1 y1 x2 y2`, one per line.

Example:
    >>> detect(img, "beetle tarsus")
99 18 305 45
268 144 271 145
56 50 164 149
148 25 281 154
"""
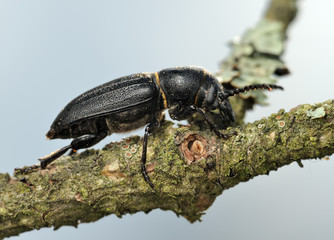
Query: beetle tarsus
212 129 237 139
15 164 40 174
141 163 154 188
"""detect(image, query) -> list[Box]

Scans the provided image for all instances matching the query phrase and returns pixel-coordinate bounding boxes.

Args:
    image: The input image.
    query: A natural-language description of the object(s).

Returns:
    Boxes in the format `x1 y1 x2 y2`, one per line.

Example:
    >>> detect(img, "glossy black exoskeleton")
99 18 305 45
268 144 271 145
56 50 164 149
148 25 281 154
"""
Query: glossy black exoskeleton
18 66 283 187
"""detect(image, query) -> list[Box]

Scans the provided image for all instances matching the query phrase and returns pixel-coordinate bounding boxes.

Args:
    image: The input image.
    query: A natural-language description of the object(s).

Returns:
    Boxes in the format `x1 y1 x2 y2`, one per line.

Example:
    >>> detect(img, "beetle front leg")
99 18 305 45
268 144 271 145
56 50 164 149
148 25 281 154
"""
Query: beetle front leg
190 105 237 139
141 122 160 188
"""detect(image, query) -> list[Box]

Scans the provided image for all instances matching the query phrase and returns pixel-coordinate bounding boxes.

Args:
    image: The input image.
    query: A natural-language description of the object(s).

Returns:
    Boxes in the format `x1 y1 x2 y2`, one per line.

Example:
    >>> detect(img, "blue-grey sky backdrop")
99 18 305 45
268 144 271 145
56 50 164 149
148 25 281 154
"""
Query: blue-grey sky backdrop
1 0 333 239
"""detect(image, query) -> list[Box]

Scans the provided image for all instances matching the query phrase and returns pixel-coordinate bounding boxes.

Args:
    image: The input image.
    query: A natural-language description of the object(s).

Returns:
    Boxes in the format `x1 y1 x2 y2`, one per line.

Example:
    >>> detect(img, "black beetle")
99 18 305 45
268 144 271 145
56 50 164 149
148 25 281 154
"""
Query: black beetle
18 66 282 187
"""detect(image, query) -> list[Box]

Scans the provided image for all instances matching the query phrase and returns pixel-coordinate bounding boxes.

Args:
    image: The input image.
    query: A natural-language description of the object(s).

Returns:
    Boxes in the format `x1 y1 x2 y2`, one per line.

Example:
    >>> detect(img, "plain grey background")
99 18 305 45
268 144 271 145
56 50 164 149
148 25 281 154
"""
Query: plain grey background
1 0 333 239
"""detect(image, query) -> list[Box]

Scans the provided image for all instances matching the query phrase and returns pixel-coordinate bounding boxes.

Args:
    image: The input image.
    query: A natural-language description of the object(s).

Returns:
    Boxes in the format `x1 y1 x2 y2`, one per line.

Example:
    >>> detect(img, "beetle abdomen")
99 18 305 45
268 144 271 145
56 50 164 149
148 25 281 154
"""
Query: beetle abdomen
49 106 162 139
47 73 161 139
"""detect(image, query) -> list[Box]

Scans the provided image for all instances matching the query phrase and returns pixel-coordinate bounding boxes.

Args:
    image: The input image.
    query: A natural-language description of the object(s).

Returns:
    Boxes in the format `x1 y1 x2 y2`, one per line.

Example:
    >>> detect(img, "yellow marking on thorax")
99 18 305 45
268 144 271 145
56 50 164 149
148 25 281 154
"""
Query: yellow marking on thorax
194 70 206 106
155 72 168 109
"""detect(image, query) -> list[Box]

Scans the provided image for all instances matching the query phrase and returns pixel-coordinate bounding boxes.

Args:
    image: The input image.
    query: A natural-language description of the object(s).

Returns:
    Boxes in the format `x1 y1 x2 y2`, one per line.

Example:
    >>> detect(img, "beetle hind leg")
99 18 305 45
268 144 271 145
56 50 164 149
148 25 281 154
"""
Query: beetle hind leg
39 131 108 169
15 132 108 174
14 145 72 174
39 145 72 168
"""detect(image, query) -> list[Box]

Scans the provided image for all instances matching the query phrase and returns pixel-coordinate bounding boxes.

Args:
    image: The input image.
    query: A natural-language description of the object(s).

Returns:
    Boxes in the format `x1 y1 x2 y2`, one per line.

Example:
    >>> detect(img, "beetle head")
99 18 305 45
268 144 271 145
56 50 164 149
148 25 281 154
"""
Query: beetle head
196 74 235 123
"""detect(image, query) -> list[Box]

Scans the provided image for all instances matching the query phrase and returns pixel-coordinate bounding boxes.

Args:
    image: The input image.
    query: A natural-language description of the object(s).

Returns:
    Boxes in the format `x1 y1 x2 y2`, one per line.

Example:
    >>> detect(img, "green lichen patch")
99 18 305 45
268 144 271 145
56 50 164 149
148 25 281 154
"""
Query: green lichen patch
306 107 326 119
216 14 288 108
243 19 285 55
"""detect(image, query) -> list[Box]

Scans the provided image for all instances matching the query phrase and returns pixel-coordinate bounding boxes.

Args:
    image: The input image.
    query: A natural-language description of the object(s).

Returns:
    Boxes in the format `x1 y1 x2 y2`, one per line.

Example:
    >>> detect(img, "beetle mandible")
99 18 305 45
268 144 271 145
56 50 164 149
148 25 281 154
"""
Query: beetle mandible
18 66 283 187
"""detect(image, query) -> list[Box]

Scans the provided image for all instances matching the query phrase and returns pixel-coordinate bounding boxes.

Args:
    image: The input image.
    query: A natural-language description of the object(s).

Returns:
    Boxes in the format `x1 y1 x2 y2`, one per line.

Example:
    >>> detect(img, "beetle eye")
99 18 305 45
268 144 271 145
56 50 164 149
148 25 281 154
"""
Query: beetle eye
205 86 217 106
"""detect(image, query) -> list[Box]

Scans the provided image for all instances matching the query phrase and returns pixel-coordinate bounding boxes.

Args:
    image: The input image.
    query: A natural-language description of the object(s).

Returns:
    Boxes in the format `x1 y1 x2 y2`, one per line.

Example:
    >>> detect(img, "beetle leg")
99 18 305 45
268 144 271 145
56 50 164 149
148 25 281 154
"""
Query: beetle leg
15 164 41 174
39 132 108 169
141 122 160 188
70 132 108 151
39 145 72 168
190 105 237 139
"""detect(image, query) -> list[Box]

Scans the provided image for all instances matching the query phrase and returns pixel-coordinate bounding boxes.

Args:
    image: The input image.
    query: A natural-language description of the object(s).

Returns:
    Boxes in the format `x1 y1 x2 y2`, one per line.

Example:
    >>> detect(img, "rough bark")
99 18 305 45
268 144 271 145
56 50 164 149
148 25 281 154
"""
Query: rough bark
1 99 333 239
2 0 332 239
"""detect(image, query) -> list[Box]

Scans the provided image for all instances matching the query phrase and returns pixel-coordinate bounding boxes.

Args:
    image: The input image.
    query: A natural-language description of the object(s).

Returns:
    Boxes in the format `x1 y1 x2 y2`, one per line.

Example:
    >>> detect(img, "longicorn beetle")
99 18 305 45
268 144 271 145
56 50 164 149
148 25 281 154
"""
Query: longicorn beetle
17 66 283 187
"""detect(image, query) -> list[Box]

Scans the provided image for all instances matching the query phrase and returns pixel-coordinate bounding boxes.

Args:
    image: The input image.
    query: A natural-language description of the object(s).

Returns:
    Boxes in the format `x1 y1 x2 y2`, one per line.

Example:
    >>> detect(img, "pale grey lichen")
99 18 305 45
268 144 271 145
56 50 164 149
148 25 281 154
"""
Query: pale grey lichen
306 107 326 119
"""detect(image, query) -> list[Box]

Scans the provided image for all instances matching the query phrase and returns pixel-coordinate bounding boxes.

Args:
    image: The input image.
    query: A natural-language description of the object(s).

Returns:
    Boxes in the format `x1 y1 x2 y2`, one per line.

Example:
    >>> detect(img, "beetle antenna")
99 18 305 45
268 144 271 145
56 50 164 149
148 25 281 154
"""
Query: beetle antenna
219 84 283 100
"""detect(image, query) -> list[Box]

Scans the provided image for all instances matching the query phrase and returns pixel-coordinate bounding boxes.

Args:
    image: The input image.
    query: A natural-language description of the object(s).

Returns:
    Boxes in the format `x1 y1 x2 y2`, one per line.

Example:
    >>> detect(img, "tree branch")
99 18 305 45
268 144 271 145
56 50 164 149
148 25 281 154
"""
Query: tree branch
1 99 333 239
